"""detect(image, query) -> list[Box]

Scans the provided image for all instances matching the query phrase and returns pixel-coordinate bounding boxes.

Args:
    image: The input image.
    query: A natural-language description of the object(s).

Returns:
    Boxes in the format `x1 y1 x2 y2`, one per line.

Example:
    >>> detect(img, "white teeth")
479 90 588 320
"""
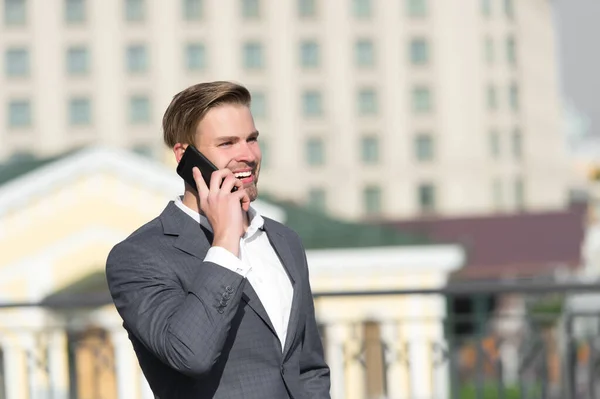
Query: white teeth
235 171 251 178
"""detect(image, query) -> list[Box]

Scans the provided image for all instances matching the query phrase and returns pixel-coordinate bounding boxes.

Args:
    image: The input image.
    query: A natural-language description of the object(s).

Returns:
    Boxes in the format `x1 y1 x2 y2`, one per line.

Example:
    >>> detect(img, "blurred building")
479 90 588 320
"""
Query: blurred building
0 0 570 222
0 146 464 399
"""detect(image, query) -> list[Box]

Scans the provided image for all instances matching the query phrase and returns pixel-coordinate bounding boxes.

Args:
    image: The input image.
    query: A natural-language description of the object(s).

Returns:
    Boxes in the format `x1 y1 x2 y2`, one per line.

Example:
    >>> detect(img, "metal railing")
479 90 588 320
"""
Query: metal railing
0 280 598 399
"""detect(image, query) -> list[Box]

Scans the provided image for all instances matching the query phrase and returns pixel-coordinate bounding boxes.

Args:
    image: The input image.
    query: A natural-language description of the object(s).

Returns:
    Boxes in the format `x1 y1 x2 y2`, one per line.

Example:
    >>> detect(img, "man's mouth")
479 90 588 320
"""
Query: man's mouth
234 171 252 179
233 170 254 184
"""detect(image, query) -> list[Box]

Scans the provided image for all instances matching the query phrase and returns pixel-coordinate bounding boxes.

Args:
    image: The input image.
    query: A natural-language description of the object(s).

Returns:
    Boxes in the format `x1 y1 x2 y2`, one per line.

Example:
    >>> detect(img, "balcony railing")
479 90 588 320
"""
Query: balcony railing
0 280 599 399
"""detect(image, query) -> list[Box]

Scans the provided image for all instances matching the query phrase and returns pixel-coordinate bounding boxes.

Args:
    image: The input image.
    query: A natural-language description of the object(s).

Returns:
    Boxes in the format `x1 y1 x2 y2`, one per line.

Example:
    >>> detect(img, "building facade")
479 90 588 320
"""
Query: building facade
0 0 570 220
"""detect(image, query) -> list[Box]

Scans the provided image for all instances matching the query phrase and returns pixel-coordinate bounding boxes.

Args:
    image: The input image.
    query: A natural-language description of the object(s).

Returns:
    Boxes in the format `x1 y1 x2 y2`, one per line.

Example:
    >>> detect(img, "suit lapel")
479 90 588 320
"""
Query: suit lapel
162 202 280 342
240 283 279 341
264 220 303 358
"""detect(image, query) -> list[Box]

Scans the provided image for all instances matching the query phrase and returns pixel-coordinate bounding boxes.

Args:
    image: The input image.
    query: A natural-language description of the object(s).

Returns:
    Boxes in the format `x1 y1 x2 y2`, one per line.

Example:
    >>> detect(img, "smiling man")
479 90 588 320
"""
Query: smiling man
105 81 330 399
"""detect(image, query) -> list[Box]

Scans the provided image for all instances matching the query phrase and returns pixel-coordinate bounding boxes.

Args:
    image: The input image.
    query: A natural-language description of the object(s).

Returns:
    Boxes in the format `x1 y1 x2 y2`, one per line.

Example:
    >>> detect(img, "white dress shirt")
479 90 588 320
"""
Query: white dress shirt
174 196 294 350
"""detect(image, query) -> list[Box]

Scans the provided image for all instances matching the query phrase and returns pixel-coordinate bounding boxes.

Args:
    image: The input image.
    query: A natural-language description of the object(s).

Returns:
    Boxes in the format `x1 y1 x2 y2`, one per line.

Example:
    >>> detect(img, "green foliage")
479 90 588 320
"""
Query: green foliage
458 382 541 399
259 193 430 249
528 294 564 328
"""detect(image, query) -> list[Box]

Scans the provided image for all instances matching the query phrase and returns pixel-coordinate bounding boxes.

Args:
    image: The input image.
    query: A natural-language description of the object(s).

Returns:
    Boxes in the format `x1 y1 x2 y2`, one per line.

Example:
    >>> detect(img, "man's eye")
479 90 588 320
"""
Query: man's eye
219 142 232 147
248 137 258 142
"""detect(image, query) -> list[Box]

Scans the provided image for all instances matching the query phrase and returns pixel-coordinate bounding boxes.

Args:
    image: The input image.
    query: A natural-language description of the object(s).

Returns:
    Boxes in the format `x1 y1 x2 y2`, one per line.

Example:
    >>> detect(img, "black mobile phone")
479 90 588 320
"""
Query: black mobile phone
176 145 237 192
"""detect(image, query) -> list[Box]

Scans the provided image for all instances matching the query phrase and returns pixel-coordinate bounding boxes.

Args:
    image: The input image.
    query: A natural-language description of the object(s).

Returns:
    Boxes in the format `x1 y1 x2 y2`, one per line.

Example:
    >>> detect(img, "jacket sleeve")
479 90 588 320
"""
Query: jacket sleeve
105 240 246 378
298 245 331 398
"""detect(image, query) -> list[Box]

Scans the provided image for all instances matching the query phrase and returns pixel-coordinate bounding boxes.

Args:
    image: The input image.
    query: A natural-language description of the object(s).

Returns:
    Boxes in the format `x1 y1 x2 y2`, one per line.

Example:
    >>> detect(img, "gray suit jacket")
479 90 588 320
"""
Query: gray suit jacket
105 201 330 398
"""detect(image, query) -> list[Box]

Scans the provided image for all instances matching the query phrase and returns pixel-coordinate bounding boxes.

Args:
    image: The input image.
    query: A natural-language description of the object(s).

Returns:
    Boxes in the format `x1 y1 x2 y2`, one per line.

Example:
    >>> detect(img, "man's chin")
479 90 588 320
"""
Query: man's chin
245 184 258 202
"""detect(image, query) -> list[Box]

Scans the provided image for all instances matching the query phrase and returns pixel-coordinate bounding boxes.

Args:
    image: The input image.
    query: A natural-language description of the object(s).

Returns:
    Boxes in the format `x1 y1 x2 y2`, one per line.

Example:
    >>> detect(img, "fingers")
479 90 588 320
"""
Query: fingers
235 188 251 212
220 174 243 193
209 168 235 192
192 167 209 198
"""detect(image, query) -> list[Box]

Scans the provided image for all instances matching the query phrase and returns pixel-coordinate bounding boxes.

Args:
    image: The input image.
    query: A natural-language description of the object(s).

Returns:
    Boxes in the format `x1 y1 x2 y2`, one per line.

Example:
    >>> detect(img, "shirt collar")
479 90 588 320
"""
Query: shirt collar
174 196 264 239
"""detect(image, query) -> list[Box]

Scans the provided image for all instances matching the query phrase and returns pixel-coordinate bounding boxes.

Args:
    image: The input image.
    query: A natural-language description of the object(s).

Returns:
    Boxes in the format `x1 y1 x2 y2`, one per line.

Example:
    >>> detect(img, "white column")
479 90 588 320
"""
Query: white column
2 339 28 399
48 330 69 399
381 321 407 399
404 295 430 399
22 333 41 399
139 369 155 399
325 323 347 399
501 340 519 385
430 295 450 399
111 328 138 399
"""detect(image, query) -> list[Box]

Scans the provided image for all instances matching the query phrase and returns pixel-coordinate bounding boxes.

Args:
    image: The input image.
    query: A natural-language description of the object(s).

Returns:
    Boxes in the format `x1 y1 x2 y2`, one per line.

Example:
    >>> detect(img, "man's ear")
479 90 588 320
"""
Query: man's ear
173 143 187 163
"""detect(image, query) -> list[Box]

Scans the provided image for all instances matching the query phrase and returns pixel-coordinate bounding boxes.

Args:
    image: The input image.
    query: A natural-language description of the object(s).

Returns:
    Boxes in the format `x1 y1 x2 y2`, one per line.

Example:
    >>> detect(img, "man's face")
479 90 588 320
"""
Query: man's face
194 103 261 201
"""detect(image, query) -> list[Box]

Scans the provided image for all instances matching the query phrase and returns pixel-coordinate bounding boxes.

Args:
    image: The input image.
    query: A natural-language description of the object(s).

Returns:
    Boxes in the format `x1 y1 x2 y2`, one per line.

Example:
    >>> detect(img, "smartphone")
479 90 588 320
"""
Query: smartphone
176 145 237 192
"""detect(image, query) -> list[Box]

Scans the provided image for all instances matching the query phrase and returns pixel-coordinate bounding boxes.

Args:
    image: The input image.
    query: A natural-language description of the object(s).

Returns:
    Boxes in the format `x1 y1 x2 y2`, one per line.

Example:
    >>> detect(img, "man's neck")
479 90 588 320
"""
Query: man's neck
182 190 250 230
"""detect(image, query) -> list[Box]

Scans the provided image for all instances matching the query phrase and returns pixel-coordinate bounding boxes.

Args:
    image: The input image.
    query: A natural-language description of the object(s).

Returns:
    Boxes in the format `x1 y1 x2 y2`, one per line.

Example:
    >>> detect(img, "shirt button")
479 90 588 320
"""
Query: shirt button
225 286 234 293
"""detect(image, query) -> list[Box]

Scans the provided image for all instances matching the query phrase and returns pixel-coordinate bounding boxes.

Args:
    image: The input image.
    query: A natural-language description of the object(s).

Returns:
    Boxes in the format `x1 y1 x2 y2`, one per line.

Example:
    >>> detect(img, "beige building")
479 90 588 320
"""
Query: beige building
0 0 570 221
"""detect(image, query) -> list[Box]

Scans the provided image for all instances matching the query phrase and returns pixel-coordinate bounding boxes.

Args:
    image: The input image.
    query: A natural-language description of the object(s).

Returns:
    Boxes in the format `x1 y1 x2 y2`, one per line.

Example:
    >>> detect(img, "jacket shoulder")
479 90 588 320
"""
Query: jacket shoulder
263 217 300 239
106 216 167 268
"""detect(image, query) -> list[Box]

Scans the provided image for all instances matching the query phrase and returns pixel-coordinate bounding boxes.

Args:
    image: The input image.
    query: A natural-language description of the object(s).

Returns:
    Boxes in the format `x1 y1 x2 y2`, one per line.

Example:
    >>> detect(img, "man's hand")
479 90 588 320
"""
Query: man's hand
193 167 251 257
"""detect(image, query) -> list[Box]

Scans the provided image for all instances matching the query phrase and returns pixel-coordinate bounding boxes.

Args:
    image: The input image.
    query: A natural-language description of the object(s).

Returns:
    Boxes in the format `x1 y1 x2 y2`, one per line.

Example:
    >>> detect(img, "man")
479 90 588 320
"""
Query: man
105 81 330 398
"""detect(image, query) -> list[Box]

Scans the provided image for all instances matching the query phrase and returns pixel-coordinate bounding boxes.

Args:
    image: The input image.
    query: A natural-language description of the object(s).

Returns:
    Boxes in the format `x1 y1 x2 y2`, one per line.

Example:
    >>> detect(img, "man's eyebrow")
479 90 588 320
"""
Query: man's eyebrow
215 131 259 141
215 135 239 142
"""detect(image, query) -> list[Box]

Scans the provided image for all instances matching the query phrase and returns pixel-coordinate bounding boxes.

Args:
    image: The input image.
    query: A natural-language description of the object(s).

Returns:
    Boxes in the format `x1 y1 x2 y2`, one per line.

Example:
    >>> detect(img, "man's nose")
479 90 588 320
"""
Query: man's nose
234 141 256 163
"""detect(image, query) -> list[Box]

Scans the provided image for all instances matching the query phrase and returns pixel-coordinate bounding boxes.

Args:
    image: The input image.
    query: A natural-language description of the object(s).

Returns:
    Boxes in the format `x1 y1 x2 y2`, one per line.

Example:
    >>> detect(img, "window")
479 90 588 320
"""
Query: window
8 100 31 127
183 0 202 20
363 186 381 216
489 130 500 158
67 46 89 75
504 0 514 19
418 183 436 213
353 0 371 18
4 0 26 25
492 178 503 209
186 43 206 70
250 91 266 118
127 45 148 73
308 188 327 212
69 97 91 125
243 42 264 69
358 89 377 115
298 0 316 17
481 0 491 17
407 0 427 17
410 38 429 65
300 40 319 68
242 0 260 18
506 36 516 65
125 0 144 21
303 91 322 117
412 86 432 112
306 137 325 166
484 37 494 64
487 85 498 110
512 128 522 160
361 136 379 164
509 83 519 112
5 48 29 77
415 133 434 161
355 39 374 67
515 177 524 210
129 96 150 123
65 0 85 23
